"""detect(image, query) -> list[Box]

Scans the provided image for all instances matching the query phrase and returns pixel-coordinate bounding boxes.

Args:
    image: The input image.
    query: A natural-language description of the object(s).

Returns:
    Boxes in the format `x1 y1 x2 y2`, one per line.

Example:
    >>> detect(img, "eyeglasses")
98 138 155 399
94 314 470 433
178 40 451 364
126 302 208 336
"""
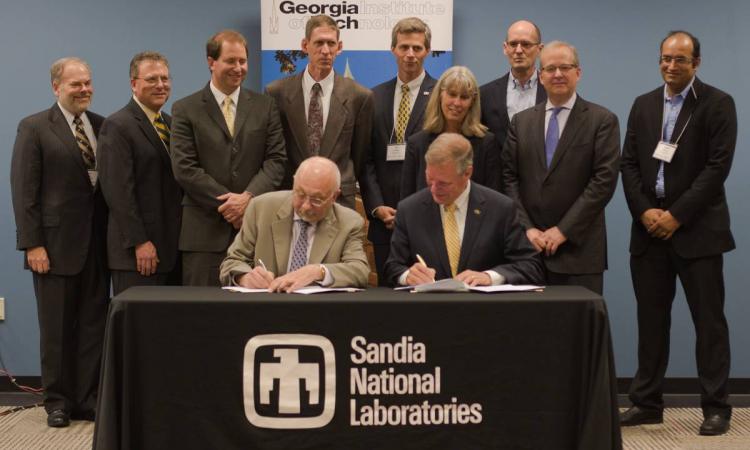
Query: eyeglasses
540 64 578 74
134 75 172 86
659 55 694 65
293 190 333 208
506 41 540 50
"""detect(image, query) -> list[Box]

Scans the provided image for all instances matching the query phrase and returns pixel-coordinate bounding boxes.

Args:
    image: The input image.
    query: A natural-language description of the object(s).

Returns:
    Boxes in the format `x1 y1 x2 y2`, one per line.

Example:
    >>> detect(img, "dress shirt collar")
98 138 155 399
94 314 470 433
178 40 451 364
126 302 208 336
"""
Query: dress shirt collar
397 70 426 93
441 180 471 214
57 102 86 125
510 70 538 91
209 81 240 109
663 77 694 102
132 95 161 122
303 65 335 97
545 92 577 112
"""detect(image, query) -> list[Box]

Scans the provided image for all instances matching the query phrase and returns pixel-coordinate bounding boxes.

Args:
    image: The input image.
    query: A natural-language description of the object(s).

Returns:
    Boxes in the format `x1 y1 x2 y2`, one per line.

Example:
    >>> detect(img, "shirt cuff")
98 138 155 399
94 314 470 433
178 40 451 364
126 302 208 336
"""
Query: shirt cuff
319 264 333 287
398 270 410 286
485 270 506 286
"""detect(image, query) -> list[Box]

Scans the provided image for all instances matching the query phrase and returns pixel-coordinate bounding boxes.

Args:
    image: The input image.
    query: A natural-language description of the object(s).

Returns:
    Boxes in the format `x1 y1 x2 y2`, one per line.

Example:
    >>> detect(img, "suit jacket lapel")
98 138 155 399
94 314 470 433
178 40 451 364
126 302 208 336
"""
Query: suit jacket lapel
272 199 295 275
309 208 338 263
286 74 308 156
201 85 233 140
531 104 547 169
547 97 587 176
49 104 89 179
233 88 252 139
319 74 347 157
670 81 699 144
128 100 170 164
382 78 397 141
458 185 485 272
405 74 436 137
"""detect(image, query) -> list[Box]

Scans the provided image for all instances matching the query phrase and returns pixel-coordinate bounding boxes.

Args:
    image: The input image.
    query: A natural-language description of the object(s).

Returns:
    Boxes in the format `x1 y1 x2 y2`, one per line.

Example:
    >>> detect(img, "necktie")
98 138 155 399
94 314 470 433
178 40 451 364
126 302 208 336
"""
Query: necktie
153 115 170 150
545 107 563 168
289 220 311 272
443 203 460 277
395 84 411 143
656 94 683 198
307 83 323 154
222 97 235 137
73 115 96 170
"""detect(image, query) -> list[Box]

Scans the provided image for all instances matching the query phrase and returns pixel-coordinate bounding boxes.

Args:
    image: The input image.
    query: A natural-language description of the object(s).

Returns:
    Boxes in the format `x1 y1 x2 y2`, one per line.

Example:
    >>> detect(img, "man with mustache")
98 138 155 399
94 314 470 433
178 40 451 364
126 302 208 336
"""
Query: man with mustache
266 14 373 209
220 156 369 292
98 51 182 294
170 30 287 286
11 57 109 427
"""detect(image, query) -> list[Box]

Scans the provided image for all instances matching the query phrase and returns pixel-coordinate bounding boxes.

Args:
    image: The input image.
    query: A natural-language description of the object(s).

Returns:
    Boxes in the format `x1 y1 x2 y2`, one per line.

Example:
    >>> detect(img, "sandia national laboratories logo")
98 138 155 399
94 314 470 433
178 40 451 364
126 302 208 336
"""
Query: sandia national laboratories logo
243 334 336 429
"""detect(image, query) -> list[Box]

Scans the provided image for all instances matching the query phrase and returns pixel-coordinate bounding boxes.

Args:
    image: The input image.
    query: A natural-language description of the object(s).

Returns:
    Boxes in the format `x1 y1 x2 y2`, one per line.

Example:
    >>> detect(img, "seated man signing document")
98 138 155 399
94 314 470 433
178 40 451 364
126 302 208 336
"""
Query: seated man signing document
384 133 544 287
220 156 369 292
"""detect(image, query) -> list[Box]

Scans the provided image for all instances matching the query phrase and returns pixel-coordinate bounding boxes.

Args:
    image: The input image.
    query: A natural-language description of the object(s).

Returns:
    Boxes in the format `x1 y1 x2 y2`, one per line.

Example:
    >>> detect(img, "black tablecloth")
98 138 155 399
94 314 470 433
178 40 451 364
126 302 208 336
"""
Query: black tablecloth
93 286 622 450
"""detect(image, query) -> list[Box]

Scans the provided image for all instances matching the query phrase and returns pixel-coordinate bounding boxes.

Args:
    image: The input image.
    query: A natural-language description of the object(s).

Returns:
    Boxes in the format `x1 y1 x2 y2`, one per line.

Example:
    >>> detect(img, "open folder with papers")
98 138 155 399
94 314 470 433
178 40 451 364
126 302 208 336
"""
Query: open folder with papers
395 278 544 293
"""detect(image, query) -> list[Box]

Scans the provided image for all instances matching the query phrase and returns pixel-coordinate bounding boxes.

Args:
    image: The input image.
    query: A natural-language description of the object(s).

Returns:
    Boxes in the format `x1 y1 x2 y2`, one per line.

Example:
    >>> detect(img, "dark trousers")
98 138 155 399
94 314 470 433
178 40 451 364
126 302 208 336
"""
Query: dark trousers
112 264 182 296
372 242 390 287
628 239 731 417
546 270 603 295
32 244 109 414
182 251 224 287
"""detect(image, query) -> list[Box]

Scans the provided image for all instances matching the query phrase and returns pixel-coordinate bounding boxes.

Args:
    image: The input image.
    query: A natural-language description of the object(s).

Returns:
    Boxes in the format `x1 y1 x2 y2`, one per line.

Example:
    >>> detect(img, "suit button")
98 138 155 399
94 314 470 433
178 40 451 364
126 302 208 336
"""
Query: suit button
232 171 238 178
232 145 238 154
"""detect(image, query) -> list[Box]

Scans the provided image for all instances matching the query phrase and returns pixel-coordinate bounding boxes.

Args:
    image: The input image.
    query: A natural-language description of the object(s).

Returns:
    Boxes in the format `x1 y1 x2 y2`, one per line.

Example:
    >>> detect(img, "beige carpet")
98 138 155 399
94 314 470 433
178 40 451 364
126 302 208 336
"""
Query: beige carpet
2 406 750 449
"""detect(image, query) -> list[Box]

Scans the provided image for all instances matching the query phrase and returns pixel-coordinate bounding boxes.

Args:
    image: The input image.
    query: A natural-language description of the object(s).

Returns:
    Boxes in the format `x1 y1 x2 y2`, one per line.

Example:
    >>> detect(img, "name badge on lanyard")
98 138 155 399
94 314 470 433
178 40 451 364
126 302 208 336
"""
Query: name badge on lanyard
386 143 406 161
652 141 677 163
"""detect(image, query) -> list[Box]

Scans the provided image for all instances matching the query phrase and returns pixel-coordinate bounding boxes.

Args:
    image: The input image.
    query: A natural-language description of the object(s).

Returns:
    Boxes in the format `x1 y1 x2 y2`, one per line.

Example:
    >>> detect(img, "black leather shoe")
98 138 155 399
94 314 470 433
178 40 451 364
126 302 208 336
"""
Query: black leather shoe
71 409 96 421
47 409 70 428
699 414 730 436
619 406 663 426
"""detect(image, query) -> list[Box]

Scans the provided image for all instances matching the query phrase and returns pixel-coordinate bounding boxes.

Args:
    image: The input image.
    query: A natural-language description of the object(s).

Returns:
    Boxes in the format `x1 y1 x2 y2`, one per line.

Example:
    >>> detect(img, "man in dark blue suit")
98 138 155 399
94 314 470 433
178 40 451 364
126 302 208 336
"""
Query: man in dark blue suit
384 133 543 287
360 17 437 285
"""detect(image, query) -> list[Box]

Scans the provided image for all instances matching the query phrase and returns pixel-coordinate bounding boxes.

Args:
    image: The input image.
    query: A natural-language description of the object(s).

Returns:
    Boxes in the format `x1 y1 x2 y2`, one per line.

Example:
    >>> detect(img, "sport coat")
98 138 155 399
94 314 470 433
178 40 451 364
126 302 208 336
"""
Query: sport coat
502 96 620 274
98 99 182 272
384 182 544 286
10 104 107 275
480 72 547 152
621 78 736 258
170 84 287 253
219 190 369 287
360 73 436 245
400 130 502 200
265 72 374 208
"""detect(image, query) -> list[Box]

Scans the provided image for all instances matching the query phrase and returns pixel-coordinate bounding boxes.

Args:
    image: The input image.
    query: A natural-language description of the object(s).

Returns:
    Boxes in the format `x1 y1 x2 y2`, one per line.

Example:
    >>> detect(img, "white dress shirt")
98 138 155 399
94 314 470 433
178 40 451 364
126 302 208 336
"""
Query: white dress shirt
287 213 333 286
543 93 577 137
302 66 335 132
209 82 239 118
392 71 426 142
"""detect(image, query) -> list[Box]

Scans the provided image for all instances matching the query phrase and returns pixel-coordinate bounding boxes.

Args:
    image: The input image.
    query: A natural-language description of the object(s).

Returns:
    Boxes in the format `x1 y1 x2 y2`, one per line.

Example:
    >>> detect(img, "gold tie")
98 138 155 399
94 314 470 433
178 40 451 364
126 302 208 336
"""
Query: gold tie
153 115 170 150
395 84 411 143
222 97 235 137
443 203 460 277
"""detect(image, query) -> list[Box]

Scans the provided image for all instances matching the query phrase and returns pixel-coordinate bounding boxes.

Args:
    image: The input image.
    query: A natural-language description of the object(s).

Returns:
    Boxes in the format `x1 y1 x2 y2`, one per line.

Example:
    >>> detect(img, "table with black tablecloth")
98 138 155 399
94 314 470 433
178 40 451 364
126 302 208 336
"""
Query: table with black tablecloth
93 286 622 450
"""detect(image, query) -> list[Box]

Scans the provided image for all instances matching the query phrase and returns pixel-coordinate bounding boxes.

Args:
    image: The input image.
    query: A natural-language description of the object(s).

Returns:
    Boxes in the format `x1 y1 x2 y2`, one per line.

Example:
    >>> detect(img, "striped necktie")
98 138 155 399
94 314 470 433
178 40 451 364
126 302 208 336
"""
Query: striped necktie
153 114 170 149
73 115 96 170
289 220 311 272
443 203 460 277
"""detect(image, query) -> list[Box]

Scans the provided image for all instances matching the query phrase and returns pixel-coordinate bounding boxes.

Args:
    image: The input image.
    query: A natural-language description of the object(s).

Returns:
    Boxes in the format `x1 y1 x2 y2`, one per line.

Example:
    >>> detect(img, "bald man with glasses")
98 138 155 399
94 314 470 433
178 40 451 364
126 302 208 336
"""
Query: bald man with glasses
220 156 369 292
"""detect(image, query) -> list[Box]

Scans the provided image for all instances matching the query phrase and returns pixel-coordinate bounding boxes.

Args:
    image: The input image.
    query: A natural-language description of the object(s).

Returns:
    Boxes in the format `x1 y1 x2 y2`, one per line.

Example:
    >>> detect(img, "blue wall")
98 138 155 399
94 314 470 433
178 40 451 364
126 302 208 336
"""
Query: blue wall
1 0 748 379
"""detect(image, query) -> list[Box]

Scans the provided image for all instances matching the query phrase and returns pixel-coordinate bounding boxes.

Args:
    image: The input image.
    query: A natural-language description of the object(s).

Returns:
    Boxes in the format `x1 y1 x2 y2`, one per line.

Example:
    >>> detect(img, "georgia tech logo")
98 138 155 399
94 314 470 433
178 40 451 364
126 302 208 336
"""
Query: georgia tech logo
243 334 335 429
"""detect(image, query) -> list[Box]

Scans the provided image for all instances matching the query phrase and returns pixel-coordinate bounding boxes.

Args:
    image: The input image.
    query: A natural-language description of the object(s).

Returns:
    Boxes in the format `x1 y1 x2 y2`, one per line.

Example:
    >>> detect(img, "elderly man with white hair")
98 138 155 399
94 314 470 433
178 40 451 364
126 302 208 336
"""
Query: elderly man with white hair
220 156 369 292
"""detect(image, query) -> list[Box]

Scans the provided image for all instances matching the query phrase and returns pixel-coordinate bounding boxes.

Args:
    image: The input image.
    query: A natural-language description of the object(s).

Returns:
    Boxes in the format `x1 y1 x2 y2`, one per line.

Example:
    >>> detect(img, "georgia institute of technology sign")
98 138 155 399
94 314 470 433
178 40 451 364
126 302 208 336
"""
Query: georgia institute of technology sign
243 334 482 430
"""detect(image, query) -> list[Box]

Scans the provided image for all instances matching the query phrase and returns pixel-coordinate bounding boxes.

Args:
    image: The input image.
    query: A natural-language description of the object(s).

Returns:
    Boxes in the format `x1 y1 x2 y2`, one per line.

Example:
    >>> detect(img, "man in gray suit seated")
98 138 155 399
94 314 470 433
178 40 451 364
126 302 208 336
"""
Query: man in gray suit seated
220 157 369 292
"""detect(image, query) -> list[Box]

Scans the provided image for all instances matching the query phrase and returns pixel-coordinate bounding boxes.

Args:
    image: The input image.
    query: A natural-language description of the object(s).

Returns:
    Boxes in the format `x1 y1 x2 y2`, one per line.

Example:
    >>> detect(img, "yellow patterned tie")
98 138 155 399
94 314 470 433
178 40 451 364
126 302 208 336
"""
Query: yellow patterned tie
222 97 235 137
153 115 170 149
443 203 460 277
395 84 411 143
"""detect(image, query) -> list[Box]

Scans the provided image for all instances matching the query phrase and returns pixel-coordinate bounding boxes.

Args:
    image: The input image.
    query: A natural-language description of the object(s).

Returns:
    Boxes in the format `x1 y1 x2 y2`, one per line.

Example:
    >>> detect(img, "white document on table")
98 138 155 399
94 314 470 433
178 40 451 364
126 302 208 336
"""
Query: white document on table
222 286 268 293
292 286 364 295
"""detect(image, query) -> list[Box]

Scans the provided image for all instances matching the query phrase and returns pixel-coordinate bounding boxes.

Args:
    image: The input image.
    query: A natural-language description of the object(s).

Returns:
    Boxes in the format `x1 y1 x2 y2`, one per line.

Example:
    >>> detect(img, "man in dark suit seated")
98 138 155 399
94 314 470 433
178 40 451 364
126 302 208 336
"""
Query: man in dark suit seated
384 133 543 287
360 17 437 285
10 57 109 427
99 51 182 295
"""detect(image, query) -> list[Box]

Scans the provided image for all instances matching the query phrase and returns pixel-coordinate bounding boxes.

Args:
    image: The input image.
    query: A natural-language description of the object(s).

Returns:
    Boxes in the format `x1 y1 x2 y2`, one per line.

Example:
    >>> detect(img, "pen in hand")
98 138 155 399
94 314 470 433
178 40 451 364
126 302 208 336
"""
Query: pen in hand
415 254 435 283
